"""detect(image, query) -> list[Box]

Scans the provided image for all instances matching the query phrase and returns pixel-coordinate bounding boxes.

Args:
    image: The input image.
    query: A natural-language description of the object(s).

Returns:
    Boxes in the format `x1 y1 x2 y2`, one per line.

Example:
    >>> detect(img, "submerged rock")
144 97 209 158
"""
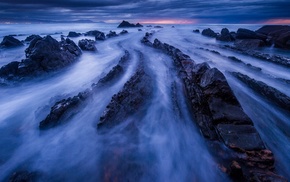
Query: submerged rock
0 36 23 48
201 28 217 38
0 35 81 80
193 29 200 33
78 39 96 51
67 31 81 37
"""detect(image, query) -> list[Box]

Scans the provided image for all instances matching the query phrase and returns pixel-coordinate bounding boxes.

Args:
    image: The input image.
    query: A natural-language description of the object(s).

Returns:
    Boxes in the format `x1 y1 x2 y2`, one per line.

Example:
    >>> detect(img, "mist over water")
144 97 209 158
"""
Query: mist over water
0 23 289 181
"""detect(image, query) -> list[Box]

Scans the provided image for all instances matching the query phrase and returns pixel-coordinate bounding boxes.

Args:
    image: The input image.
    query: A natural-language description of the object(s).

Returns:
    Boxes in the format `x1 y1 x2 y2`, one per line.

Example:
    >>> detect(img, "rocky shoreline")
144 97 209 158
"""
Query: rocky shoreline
141 33 287 181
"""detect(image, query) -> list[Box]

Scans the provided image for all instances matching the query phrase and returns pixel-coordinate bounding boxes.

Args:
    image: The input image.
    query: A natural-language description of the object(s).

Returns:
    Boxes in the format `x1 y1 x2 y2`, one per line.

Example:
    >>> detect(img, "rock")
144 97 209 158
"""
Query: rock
0 36 23 48
217 124 265 150
39 90 91 130
9 170 37 182
98 64 152 131
67 31 81 37
193 29 200 33
24 35 42 42
136 23 143 27
138 29 142 31
117 20 143 28
119 30 128 35
216 28 235 42
141 36 286 181
234 39 265 50
236 28 263 40
256 25 290 36
84 30 105 40
232 72 290 111
0 36 81 80
106 31 118 38
275 31 290 49
39 51 130 129
154 26 163 28
78 39 96 51
201 28 217 38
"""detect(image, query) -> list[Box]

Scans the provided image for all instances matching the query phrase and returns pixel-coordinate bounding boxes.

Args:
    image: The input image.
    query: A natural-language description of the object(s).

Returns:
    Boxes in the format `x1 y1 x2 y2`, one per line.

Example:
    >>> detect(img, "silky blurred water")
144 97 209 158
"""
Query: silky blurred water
0 23 289 181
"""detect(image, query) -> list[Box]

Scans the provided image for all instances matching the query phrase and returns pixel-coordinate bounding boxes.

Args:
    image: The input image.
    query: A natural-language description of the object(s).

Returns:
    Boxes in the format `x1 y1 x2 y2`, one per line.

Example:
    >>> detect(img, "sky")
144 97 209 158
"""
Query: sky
0 0 290 24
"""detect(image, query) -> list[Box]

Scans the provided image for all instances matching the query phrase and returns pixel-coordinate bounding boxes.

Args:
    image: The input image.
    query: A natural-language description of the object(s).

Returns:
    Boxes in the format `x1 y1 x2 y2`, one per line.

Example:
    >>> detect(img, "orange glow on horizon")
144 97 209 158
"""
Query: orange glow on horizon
140 19 197 24
263 19 290 24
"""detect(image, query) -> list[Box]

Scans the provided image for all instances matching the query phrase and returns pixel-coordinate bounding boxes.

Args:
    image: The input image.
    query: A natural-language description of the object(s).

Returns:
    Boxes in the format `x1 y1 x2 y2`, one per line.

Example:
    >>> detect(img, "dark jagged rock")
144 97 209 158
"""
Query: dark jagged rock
141 35 286 181
78 39 97 51
117 20 143 28
39 51 130 130
216 28 235 42
24 35 42 42
0 36 23 48
98 65 152 131
193 29 200 33
201 28 217 38
67 31 81 37
39 90 91 130
0 36 81 80
106 31 118 38
119 30 128 35
154 26 163 28
140 32 153 47
232 72 290 111
84 30 106 40
234 39 265 49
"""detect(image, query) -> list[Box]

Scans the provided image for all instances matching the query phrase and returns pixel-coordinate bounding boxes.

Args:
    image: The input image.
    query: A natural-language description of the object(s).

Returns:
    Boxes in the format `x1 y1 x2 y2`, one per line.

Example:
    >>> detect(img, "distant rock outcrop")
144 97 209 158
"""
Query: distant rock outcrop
119 30 128 35
0 36 23 48
78 39 97 51
0 35 81 80
117 20 143 28
106 31 118 38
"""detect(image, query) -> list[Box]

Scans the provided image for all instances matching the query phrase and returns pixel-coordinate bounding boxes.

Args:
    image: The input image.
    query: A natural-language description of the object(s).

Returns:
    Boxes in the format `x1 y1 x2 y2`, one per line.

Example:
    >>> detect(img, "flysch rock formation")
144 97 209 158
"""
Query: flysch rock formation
141 33 287 181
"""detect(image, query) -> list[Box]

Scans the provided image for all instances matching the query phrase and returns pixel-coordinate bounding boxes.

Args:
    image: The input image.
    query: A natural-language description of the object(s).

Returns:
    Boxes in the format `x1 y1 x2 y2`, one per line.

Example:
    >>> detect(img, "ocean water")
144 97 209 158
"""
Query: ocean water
0 23 289 181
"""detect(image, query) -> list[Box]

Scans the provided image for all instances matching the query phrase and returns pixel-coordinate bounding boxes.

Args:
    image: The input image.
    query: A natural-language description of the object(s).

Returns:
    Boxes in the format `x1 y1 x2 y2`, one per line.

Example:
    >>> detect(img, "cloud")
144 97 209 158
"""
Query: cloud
0 0 290 23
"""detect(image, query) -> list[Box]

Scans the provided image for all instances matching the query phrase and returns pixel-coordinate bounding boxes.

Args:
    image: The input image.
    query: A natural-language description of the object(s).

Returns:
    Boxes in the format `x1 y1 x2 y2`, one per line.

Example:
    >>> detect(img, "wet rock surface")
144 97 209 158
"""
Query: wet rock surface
78 39 97 51
39 51 130 129
106 31 118 38
0 35 81 80
119 30 128 35
234 39 265 50
0 36 23 48
232 72 290 111
98 62 153 131
9 170 38 182
142 35 286 181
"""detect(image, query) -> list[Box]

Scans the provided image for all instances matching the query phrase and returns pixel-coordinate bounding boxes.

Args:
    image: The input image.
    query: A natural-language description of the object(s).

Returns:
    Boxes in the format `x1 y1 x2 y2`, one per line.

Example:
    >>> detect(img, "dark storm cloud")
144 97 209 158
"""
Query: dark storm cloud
0 0 290 23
